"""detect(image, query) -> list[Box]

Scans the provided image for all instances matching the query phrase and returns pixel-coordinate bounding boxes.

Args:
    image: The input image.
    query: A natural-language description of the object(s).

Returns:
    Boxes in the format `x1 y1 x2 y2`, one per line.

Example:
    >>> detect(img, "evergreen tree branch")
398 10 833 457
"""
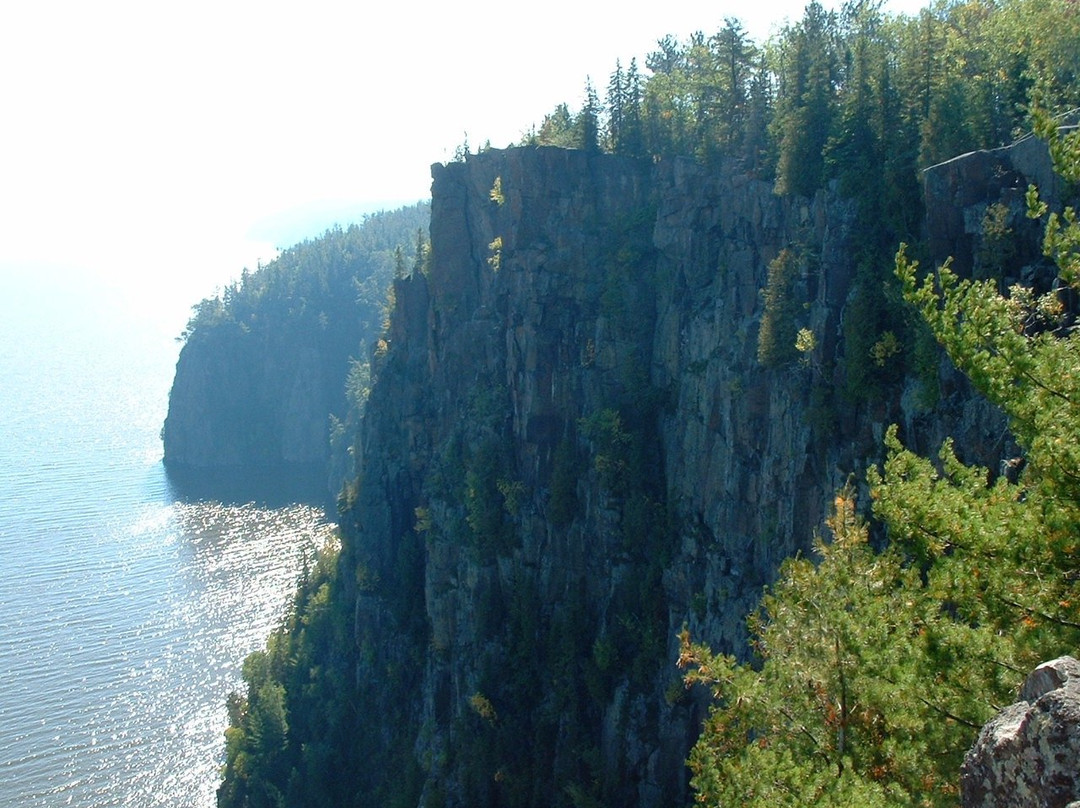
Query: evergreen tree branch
994 594 1080 630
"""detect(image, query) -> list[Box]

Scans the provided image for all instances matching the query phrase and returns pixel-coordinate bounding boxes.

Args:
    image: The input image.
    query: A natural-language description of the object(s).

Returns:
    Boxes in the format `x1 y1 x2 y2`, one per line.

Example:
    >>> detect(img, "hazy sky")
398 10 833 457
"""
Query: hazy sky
1 0 928 315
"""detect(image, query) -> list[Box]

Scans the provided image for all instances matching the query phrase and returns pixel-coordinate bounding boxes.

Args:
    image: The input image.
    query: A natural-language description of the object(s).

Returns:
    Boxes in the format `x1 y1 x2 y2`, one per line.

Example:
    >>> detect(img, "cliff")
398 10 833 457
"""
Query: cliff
207 124 1068 805
161 207 428 497
329 143 1042 806
164 323 336 468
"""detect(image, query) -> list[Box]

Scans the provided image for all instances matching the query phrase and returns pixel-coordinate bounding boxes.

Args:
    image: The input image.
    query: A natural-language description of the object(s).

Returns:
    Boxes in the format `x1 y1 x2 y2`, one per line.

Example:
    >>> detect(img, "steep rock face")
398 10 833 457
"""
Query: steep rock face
163 324 337 470
923 129 1069 281
652 157 863 655
342 145 1031 806
961 656 1080 808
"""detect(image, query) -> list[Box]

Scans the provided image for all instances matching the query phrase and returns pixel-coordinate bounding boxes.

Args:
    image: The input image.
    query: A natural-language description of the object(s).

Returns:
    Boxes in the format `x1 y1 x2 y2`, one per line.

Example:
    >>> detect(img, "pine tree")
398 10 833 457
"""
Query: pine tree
644 36 691 156
606 60 625 153
773 2 841 196
711 17 755 156
622 58 645 157
741 51 774 177
577 78 601 152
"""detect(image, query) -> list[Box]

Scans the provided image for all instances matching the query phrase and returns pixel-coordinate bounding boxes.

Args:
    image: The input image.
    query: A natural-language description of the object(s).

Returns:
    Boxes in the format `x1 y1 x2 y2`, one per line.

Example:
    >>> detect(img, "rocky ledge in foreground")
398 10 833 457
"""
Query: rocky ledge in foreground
962 656 1080 808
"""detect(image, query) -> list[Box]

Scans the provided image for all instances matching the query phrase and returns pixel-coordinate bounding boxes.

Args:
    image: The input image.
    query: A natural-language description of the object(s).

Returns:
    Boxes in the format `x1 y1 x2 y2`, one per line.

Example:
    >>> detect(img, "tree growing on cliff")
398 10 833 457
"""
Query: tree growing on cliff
757 248 805 367
682 109 1080 806
606 58 645 156
527 103 577 148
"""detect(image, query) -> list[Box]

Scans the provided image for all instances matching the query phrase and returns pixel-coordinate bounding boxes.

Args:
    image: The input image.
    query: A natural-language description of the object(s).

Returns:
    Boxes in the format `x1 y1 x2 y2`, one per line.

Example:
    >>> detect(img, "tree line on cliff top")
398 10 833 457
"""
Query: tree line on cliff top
527 0 1079 404
532 0 1077 192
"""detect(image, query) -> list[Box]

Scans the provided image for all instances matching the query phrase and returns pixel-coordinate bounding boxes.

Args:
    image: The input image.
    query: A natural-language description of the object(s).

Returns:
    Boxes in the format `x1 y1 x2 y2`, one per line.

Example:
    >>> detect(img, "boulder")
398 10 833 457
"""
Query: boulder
961 656 1080 807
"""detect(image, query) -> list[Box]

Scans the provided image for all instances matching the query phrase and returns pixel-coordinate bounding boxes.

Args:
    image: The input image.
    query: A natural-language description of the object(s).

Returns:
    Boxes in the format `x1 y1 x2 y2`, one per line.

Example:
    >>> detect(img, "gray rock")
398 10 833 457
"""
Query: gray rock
961 656 1080 808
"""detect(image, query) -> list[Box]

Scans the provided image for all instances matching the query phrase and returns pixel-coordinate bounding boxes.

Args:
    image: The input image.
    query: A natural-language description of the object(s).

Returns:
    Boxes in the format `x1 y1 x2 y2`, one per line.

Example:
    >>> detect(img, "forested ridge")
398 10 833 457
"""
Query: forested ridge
204 0 1080 806
162 202 428 479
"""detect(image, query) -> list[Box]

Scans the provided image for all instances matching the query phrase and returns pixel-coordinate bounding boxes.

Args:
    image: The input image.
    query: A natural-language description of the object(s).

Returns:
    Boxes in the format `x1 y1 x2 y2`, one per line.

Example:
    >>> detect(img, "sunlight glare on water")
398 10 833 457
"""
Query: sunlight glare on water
0 483 335 808
0 264 337 806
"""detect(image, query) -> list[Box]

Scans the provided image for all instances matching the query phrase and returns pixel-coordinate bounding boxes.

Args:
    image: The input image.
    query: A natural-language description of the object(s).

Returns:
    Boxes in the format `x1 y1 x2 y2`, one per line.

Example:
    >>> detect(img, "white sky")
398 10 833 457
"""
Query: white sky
0 0 928 316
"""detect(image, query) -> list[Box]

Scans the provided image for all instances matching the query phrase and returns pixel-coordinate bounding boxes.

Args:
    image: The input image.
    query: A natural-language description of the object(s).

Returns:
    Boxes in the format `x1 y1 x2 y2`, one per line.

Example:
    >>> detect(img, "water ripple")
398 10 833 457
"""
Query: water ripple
0 480 334 807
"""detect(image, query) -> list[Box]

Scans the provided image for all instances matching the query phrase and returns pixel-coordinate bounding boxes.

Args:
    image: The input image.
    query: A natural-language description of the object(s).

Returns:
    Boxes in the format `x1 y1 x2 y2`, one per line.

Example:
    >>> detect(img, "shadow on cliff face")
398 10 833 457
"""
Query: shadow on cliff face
163 462 334 511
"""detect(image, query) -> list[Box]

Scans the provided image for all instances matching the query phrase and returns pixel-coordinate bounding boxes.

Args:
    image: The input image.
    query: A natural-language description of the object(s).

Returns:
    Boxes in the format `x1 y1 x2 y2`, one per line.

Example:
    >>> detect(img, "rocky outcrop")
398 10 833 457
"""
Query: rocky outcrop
338 144 1030 806
962 656 1080 808
922 128 1069 281
164 331 332 469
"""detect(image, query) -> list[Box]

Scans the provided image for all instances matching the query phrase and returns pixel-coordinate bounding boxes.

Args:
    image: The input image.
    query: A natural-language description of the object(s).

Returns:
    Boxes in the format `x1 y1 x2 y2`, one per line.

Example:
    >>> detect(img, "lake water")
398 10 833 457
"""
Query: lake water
0 266 334 806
